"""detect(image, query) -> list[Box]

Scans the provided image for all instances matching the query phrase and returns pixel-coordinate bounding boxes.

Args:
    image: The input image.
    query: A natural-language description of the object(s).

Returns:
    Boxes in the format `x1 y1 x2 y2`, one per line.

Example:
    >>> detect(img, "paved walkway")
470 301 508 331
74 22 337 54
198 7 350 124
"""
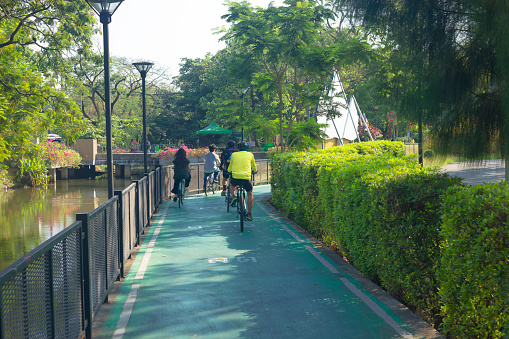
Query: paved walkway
95 185 442 339
441 159 505 185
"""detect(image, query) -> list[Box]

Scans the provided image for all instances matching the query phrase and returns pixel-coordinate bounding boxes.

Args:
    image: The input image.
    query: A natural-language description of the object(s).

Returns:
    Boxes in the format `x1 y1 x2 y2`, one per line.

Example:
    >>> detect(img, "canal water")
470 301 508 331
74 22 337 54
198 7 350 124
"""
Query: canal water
0 178 133 271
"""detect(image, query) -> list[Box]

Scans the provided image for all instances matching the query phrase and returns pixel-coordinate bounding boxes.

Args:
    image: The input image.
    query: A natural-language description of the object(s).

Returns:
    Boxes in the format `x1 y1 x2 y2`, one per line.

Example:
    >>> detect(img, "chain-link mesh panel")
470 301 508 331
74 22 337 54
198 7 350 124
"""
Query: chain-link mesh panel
138 178 148 234
161 166 171 199
129 188 137 251
1 255 52 338
155 167 161 206
253 160 271 185
89 210 107 314
148 172 155 215
52 229 83 339
106 202 119 287
122 192 130 264
188 163 202 193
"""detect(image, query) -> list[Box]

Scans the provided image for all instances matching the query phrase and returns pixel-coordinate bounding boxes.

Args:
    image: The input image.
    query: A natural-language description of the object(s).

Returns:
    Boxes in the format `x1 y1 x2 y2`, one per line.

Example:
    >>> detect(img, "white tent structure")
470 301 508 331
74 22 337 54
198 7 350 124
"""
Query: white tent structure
316 72 371 148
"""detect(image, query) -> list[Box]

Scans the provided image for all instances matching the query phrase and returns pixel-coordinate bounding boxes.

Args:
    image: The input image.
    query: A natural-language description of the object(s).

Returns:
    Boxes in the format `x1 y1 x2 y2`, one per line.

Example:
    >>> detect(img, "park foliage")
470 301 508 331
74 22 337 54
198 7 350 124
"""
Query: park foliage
152 146 209 161
270 140 508 337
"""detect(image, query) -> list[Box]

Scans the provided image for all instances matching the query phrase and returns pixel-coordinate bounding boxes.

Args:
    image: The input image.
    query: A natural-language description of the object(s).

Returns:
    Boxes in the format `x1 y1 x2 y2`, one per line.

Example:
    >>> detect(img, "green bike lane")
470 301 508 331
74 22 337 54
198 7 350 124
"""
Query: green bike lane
96 185 443 339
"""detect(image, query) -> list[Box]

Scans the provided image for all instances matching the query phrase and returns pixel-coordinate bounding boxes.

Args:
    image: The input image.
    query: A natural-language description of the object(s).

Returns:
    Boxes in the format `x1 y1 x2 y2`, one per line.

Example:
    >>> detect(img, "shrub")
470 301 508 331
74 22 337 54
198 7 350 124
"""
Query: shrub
17 157 47 186
438 183 509 338
44 141 82 168
270 140 462 327
153 146 208 161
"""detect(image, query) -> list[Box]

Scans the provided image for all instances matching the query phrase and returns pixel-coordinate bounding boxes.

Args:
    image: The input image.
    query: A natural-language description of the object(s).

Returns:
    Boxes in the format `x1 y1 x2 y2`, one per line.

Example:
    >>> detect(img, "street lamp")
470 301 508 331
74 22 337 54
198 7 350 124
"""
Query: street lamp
133 62 153 174
236 87 249 141
85 0 124 199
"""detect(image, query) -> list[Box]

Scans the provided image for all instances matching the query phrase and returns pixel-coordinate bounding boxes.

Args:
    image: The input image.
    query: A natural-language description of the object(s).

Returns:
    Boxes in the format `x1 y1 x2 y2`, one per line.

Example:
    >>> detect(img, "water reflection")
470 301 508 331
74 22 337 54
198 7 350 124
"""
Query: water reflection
0 178 133 270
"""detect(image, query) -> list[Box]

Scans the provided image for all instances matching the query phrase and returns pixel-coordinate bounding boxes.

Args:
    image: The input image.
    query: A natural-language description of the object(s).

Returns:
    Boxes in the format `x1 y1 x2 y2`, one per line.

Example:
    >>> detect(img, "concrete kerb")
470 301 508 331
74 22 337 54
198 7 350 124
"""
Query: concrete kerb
260 194 445 339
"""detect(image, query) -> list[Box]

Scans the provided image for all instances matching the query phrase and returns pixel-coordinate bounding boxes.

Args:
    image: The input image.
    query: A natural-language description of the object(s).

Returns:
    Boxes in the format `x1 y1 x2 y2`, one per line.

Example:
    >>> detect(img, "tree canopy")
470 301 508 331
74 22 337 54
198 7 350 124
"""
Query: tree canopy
333 0 509 163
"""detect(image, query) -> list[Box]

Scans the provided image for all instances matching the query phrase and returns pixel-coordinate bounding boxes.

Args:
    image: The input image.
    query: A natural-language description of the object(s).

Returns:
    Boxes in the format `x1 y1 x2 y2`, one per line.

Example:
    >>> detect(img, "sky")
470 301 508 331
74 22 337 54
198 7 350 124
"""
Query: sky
104 0 284 76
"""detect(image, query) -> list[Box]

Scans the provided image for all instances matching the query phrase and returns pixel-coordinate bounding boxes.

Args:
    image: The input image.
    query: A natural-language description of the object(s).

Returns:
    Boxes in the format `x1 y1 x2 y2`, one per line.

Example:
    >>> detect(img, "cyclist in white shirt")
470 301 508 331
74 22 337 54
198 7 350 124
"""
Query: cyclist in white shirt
203 144 220 190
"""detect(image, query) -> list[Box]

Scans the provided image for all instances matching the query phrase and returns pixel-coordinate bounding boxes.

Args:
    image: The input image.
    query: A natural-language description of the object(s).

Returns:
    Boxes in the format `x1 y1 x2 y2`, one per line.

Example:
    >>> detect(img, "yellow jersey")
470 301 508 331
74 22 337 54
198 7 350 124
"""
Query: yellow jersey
227 151 257 180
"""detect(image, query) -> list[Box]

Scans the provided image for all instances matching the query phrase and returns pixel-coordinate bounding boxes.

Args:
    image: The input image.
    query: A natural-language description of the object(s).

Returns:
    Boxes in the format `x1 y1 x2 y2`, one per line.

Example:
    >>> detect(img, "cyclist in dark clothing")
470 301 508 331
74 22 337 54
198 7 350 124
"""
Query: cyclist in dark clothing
219 140 236 196
171 148 191 202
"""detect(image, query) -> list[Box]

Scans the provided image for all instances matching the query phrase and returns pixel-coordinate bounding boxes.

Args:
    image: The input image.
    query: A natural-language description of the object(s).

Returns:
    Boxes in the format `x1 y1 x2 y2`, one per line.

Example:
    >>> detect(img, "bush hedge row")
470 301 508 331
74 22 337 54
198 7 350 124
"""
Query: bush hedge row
270 140 509 338
439 183 509 338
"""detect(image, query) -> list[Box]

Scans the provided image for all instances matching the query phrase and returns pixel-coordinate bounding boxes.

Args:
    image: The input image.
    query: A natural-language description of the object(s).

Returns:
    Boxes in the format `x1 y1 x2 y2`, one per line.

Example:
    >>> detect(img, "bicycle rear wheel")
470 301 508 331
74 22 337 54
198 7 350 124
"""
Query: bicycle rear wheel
226 177 231 212
239 189 244 232
178 180 184 207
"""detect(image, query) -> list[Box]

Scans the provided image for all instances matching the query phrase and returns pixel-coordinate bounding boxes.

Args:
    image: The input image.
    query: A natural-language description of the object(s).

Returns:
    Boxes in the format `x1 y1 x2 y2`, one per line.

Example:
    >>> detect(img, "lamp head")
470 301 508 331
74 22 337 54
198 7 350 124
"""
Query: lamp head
86 0 124 17
133 62 154 77
236 87 249 95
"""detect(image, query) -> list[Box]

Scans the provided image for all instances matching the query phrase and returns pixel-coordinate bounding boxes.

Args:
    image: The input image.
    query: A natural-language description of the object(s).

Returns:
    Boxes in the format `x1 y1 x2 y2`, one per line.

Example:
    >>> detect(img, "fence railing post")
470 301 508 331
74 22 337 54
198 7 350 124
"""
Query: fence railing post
114 190 125 278
76 212 92 339
145 173 150 221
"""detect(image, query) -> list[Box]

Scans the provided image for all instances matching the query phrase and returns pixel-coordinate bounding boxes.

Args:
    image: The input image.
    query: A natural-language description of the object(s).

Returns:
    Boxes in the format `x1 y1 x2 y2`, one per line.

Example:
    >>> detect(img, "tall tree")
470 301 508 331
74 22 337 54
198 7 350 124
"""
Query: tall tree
0 0 96 161
334 0 509 174
222 0 369 151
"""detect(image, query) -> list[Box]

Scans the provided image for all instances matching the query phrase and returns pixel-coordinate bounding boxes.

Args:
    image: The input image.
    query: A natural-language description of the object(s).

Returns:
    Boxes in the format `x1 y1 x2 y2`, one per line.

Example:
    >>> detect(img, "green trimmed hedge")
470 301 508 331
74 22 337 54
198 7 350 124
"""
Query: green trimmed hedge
270 141 509 336
438 183 509 338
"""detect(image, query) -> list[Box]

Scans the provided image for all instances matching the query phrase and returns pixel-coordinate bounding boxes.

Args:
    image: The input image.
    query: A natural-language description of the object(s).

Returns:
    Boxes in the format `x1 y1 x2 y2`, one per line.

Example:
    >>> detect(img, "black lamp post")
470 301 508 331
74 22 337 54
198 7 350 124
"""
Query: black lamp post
133 62 153 174
85 0 124 199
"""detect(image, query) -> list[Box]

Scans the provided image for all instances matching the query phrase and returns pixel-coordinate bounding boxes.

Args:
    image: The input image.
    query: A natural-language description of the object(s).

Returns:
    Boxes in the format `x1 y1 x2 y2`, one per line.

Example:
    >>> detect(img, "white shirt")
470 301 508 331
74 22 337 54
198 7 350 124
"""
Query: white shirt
204 152 220 172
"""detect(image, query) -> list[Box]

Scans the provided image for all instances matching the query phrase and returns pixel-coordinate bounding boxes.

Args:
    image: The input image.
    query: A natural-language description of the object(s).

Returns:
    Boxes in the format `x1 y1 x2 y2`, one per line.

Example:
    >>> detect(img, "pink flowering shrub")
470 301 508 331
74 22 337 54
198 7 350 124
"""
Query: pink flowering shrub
45 141 82 168
114 148 130 153
153 145 208 161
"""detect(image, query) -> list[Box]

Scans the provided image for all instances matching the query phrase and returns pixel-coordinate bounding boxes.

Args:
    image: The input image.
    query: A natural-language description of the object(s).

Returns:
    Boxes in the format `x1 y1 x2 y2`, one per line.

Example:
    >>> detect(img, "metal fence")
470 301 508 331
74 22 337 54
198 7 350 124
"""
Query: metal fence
0 160 268 338
0 165 172 339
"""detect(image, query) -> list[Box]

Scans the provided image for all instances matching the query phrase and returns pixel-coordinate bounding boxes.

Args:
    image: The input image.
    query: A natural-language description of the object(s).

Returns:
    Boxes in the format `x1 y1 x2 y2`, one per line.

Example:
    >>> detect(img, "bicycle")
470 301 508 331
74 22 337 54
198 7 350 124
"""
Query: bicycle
204 171 220 196
235 183 248 232
225 176 233 212
177 179 185 208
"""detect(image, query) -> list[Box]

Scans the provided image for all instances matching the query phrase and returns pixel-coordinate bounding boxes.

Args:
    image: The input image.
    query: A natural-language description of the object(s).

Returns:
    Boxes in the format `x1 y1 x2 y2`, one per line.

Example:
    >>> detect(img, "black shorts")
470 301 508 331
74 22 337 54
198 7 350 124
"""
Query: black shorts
230 178 253 192
223 170 231 179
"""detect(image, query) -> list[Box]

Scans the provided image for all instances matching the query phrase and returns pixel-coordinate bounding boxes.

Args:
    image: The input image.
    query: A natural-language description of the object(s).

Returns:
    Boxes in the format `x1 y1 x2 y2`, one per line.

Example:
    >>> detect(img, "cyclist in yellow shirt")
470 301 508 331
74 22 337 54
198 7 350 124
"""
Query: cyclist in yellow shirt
228 141 257 221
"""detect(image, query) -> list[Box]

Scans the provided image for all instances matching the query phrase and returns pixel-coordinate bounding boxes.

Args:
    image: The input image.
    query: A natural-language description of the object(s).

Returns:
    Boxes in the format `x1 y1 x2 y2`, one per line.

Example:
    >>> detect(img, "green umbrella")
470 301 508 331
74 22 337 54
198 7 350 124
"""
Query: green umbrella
196 122 232 134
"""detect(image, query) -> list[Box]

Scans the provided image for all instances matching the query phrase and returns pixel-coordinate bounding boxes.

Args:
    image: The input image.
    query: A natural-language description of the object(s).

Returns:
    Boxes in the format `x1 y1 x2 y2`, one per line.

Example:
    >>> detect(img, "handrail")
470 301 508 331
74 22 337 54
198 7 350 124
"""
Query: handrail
0 166 172 339
0 160 270 338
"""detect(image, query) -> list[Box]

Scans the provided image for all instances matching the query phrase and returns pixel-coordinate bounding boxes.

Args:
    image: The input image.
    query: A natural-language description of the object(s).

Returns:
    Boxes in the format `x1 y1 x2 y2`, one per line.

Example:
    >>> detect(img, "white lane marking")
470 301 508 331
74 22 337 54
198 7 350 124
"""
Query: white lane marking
281 224 305 242
256 198 412 338
114 204 169 337
340 278 413 339
112 284 140 339
255 201 282 223
304 245 339 273
148 228 160 247
135 248 153 280
256 202 304 242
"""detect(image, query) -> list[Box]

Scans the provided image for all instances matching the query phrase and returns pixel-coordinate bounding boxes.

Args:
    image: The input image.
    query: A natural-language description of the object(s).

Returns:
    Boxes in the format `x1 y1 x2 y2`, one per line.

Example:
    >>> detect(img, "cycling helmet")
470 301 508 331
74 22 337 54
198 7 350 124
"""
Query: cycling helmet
238 141 249 150
227 140 236 148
